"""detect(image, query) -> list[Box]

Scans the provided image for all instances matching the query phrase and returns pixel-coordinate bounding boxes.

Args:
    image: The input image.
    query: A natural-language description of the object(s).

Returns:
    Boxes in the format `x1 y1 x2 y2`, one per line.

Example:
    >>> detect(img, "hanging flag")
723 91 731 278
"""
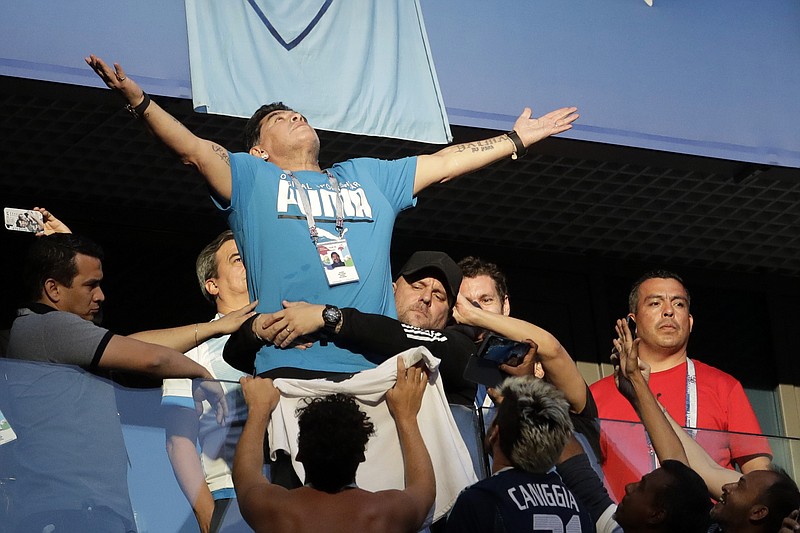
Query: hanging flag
184 0 452 143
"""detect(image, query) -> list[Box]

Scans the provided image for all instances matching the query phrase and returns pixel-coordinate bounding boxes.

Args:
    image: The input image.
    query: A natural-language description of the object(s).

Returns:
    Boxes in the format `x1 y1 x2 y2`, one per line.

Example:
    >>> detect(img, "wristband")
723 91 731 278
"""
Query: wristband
126 92 151 119
506 130 527 160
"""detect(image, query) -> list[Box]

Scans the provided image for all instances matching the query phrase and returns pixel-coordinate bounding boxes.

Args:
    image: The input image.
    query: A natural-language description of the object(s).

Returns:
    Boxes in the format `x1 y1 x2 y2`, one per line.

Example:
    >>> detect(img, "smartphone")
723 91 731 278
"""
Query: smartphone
463 334 530 387
626 316 637 339
4 207 44 233
478 334 530 364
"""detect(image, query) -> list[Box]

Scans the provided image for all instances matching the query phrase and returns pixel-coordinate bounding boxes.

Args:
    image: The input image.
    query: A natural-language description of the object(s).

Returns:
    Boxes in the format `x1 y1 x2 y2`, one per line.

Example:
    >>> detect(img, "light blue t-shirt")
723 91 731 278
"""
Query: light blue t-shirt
217 154 417 374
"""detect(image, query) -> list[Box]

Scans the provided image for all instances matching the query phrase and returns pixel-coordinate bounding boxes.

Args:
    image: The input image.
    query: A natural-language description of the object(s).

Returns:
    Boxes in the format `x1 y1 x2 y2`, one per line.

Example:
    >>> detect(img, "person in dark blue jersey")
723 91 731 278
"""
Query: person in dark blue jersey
445 376 594 532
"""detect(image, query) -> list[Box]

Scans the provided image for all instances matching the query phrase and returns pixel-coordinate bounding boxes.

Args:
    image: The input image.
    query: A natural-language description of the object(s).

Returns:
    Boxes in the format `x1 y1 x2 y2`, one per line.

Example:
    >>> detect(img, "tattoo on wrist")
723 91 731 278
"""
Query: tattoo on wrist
453 136 505 154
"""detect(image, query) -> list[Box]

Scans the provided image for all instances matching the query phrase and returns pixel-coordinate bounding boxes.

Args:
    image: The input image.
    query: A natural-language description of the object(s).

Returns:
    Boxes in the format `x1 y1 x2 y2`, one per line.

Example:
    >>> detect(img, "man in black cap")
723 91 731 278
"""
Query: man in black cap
391 251 462 331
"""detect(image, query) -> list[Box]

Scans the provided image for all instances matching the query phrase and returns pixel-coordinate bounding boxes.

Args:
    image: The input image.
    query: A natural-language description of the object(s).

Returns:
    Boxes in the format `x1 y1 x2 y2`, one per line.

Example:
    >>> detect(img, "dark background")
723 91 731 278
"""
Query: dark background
2 75 799 399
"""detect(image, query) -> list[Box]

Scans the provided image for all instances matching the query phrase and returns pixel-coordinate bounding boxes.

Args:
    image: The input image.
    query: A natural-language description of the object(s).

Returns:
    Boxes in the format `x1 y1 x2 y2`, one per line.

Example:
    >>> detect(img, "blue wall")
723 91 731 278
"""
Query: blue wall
421 0 800 167
2 0 798 166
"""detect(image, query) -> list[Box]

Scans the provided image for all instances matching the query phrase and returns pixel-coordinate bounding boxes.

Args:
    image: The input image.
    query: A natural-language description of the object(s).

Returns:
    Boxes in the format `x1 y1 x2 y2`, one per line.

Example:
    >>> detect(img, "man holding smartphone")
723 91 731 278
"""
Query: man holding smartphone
452 256 601 464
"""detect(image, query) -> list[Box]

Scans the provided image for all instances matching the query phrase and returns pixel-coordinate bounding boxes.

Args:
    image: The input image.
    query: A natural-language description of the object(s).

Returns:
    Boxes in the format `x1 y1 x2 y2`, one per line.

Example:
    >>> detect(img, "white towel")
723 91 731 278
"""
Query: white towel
270 347 478 523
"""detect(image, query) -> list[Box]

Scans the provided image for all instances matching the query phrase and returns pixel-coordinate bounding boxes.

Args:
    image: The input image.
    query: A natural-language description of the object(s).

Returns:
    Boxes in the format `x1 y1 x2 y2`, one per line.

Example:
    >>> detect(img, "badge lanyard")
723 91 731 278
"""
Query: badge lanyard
646 358 697 469
285 170 344 244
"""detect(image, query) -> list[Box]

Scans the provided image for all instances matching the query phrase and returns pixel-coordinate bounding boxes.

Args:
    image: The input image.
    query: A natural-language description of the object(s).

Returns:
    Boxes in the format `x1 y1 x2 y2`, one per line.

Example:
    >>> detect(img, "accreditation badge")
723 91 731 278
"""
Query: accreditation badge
317 239 359 286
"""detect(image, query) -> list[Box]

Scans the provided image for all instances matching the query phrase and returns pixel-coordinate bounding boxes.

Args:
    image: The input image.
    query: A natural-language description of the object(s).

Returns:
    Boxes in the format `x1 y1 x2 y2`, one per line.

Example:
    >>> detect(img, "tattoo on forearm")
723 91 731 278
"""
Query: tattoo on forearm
212 144 230 167
453 136 505 154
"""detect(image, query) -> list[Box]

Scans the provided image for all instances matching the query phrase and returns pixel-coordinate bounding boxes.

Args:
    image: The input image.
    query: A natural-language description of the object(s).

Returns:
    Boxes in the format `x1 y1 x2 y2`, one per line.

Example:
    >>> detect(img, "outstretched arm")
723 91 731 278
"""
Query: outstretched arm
613 318 744 498
100 335 211 379
453 294 587 413
99 336 228 423
85 55 234 200
613 318 688 466
384 357 436 530
128 301 257 352
413 106 578 194
614 319 751 497
663 407 740 499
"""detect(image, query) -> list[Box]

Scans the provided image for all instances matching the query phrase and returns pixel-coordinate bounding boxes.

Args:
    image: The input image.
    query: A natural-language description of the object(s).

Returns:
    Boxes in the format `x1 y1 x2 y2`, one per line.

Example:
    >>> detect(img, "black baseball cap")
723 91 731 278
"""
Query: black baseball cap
396 251 462 305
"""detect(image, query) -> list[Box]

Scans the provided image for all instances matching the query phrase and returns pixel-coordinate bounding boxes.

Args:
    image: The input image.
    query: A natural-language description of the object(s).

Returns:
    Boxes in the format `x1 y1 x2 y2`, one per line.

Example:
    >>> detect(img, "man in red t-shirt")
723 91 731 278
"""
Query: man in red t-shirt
590 270 771 502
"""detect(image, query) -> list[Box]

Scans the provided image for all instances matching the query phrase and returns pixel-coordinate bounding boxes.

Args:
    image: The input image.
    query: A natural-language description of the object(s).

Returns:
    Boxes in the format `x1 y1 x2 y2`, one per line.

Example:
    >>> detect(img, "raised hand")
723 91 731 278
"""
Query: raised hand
239 376 281 417
778 509 800 533
33 207 72 236
386 357 428 422
452 293 482 325
612 318 650 405
512 106 579 147
499 339 544 378
84 54 147 109
85 54 133 92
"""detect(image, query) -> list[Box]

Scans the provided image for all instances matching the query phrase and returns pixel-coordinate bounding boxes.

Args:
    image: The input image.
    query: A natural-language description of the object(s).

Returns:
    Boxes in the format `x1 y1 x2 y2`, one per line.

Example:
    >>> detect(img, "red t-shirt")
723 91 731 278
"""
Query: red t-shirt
590 359 771 502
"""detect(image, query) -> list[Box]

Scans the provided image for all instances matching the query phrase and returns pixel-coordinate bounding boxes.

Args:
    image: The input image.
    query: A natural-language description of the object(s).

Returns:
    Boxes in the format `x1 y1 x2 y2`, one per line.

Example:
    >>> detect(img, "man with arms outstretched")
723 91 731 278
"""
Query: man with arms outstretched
232 358 435 533
453 256 601 459
86 54 578 378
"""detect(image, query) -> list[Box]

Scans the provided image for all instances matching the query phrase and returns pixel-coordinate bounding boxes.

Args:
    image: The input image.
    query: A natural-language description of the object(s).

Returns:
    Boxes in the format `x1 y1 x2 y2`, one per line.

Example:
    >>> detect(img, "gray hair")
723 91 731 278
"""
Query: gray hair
494 376 573 474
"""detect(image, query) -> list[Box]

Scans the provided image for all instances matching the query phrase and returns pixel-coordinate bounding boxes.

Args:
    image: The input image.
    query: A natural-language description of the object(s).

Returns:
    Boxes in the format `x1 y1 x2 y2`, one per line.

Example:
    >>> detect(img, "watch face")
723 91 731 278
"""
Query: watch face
323 306 341 326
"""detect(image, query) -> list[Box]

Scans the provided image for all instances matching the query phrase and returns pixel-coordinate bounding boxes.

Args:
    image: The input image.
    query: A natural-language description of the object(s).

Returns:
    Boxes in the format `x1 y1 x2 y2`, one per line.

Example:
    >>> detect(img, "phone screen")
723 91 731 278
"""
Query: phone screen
479 335 529 364
464 334 531 387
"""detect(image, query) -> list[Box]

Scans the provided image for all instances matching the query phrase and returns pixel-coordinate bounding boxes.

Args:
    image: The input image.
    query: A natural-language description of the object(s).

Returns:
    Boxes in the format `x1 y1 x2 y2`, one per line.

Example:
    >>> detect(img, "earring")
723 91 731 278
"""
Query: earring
261 153 269 160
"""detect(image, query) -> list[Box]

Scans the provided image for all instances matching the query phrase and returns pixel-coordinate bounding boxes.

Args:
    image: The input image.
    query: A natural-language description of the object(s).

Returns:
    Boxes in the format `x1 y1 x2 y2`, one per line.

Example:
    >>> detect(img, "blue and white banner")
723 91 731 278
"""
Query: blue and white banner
185 0 451 143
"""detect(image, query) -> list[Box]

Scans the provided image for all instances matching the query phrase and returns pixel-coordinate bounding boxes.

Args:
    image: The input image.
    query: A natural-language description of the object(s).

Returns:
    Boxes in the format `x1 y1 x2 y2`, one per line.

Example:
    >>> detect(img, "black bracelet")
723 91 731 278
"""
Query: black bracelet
506 130 527 160
126 92 151 119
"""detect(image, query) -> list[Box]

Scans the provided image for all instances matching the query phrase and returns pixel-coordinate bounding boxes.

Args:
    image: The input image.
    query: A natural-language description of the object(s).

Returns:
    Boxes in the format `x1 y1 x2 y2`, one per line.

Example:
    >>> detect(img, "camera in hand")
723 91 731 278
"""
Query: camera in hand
463 333 530 388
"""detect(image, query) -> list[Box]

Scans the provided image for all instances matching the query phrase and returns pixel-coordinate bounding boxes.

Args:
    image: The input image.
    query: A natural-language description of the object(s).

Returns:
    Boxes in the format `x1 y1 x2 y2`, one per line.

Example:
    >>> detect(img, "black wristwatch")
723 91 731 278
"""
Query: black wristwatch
322 304 342 335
